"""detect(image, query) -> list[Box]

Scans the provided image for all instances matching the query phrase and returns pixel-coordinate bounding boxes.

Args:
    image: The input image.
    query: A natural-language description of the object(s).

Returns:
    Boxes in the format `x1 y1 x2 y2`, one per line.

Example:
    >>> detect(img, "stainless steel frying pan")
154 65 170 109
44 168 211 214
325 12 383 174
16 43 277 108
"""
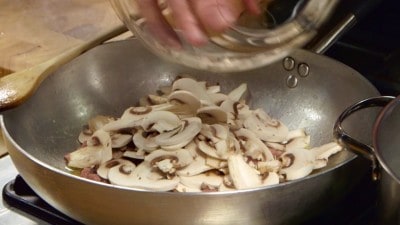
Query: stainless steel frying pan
1 39 380 225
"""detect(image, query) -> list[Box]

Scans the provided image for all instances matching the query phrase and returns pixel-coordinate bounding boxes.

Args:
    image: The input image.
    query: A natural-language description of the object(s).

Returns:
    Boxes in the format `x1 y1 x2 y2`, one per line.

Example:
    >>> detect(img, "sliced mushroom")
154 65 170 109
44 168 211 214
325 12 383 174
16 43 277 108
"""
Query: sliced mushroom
123 149 146 160
279 148 315 181
155 117 202 150
66 130 112 168
285 135 311 152
179 172 223 192
228 83 247 102
141 110 182 133
172 77 213 105
108 162 180 191
68 76 345 191
111 133 133 148
310 142 343 160
88 115 115 132
234 128 274 161
228 154 261 189
258 160 282 174
147 94 168 105
97 158 135 179
205 156 227 170
132 129 159 152
101 106 152 132
243 109 289 143
196 106 228 124
206 84 221 94
286 128 307 141
176 153 214 176
208 93 229 105
200 124 229 143
174 183 202 192
168 90 201 114
144 149 194 174
261 172 280 186
78 125 93 144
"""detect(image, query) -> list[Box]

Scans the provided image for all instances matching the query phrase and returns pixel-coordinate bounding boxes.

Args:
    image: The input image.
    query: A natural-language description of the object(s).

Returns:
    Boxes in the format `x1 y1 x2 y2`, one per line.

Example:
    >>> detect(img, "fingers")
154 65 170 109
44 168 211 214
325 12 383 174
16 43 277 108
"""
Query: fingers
168 0 208 46
137 0 260 47
136 0 181 48
243 0 262 15
190 0 241 34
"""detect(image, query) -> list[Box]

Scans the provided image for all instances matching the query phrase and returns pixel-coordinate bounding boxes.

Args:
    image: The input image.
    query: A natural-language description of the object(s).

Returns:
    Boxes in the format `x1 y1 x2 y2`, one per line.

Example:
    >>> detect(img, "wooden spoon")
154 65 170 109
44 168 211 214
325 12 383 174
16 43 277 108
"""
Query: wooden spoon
0 25 128 110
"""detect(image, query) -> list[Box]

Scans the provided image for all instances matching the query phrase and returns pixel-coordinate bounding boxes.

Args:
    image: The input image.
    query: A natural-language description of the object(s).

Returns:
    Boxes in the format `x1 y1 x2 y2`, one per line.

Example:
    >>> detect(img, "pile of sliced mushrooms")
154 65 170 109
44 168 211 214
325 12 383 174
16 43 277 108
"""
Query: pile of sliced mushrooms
65 76 343 192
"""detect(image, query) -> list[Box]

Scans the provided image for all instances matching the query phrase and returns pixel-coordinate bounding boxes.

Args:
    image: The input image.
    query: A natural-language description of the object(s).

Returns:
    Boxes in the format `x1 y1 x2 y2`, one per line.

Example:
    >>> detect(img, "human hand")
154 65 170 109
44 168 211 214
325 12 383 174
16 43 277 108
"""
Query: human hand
136 0 261 48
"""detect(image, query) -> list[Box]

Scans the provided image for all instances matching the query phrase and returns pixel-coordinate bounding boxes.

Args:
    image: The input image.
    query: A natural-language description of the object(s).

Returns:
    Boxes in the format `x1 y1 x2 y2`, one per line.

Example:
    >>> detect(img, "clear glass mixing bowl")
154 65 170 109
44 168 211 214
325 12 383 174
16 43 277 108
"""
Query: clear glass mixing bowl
110 0 338 72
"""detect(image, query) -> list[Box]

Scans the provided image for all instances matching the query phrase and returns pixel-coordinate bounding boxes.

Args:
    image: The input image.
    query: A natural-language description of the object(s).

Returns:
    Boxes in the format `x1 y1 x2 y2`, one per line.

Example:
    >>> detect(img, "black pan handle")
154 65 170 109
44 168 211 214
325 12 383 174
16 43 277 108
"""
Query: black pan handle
333 96 395 181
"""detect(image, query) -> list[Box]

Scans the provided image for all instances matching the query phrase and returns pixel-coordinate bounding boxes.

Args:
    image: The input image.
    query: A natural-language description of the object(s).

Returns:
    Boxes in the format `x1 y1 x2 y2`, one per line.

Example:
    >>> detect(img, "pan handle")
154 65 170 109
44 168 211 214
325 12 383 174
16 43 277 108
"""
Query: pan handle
306 0 382 54
333 96 395 181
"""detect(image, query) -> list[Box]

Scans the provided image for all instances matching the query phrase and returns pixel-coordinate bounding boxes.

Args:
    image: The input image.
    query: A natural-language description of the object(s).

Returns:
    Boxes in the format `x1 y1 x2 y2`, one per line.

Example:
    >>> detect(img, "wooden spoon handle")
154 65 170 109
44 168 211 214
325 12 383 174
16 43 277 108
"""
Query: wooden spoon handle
0 24 128 110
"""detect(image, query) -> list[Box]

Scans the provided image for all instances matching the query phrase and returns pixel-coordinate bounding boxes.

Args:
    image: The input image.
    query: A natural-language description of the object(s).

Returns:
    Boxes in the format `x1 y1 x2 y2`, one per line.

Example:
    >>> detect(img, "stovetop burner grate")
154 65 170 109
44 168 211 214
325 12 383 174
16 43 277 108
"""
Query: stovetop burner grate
2 175 378 225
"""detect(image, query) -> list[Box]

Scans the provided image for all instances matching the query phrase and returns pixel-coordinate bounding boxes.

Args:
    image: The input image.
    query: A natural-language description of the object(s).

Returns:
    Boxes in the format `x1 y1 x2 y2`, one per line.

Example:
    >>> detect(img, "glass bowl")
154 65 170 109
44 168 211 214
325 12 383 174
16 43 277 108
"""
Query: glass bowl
110 0 338 72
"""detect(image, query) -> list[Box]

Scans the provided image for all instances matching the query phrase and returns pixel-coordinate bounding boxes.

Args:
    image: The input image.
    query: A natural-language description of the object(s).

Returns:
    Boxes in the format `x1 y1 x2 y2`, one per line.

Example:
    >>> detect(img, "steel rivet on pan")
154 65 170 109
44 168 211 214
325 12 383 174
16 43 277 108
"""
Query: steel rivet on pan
283 57 295 71
298 63 310 77
286 74 298 88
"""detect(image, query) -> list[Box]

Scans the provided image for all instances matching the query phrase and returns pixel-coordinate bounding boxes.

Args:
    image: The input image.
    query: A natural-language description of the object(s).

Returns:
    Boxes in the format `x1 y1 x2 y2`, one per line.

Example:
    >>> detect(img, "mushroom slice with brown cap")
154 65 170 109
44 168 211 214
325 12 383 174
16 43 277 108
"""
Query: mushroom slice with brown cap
200 124 229 144
141 110 182 133
111 133 133 148
132 129 159 152
196 133 233 160
155 117 202 149
144 149 193 174
139 94 168 106
228 154 261 189
101 106 153 132
258 160 282 174
179 171 223 192
197 140 226 160
208 93 228 105
65 130 112 169
78 125 93 144
234 128 274 161
279 148 316 181
171 77 213 105
148 94 168 105
243 109 289 143
168 90 201 114
108 162 180 191
196 106 228 124
97 158 135 179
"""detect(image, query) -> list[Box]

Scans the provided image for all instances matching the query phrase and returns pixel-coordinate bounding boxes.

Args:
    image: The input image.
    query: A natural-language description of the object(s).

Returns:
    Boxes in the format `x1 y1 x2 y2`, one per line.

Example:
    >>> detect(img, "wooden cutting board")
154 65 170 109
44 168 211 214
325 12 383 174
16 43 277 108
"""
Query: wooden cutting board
0 0 129 156
0 0 127 77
